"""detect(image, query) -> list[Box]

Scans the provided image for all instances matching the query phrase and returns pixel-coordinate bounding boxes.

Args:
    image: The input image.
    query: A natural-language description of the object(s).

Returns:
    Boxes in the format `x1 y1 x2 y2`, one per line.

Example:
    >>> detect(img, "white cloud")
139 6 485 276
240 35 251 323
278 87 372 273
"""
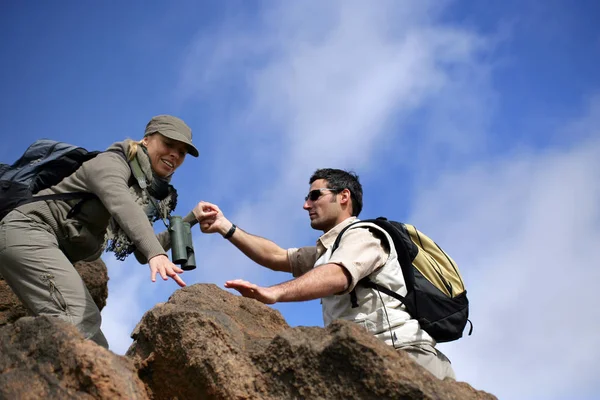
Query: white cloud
417 103 600 398
178 0 490 172
173 0 493 284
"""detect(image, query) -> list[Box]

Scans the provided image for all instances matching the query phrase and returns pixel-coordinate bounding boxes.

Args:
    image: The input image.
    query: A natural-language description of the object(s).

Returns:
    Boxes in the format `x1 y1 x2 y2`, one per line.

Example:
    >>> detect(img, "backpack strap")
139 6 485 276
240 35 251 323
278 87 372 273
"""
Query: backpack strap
8 191 99 219
330 220 362 255
20 192 97 207
369 218 417 291
331 221 365 308
331 217 415 309
360 277 406 303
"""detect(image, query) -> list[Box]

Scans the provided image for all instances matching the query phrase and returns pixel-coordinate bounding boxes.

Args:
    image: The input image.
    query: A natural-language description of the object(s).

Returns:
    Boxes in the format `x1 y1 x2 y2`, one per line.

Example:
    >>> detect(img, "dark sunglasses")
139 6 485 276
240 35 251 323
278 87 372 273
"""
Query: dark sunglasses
305 188 341 202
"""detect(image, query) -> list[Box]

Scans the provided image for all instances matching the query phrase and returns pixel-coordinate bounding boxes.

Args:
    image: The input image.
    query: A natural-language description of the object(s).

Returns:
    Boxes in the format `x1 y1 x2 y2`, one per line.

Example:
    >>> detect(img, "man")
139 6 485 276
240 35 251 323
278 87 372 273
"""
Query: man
193 168 455 380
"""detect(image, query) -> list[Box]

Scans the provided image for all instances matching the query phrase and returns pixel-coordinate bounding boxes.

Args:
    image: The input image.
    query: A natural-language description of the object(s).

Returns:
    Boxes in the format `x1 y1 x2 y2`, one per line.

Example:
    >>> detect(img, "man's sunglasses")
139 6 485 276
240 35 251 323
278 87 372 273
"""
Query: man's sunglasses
304 188 341 202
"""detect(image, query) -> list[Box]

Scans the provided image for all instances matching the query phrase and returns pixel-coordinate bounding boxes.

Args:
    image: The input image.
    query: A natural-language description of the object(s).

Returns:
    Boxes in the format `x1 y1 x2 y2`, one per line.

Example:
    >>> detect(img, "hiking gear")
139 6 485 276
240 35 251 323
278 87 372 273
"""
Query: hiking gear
144 115 199 157
0 140 100 221
169 215 196 270
332 217 472 343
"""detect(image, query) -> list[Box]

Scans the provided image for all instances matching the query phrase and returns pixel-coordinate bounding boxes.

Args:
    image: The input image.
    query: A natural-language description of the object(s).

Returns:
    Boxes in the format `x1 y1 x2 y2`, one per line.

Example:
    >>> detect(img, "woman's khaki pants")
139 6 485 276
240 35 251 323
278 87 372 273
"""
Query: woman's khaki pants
0 210 108 348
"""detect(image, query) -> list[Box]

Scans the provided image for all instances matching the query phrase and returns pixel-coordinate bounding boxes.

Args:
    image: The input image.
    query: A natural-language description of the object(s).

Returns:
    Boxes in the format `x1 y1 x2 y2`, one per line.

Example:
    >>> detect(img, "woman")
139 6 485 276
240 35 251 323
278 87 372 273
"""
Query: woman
0 115 200 348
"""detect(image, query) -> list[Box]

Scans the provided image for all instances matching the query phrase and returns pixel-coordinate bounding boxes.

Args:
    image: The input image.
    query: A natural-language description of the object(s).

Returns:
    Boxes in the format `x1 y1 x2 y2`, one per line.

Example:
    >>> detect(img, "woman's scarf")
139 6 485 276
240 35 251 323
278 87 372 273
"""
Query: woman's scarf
104 143 177 260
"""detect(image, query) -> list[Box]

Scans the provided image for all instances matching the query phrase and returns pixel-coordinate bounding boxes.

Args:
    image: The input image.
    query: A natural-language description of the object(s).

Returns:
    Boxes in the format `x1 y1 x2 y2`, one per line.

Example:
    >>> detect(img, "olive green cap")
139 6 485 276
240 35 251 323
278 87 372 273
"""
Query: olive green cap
144 115 199 157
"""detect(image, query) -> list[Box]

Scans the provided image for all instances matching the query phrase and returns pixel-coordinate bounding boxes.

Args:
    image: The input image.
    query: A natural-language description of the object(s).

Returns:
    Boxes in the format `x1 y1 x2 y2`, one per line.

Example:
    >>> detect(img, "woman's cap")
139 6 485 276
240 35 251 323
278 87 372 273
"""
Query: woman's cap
144 115 199 157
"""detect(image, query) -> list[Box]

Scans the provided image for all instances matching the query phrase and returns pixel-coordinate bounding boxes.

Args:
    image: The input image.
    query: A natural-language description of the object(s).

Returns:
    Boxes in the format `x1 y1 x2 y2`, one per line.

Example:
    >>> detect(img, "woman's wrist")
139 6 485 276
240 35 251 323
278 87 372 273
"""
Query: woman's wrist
148 253 168 262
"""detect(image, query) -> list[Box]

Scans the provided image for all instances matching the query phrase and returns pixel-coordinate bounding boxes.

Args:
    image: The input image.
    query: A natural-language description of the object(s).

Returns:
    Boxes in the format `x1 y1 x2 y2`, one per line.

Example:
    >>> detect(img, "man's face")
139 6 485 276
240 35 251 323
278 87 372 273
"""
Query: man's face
303 179 341 232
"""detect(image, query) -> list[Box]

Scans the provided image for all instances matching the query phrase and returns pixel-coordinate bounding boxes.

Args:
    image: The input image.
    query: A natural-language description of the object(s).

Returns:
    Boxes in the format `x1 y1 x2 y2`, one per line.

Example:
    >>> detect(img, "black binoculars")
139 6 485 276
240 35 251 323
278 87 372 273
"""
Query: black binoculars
169 215 196 270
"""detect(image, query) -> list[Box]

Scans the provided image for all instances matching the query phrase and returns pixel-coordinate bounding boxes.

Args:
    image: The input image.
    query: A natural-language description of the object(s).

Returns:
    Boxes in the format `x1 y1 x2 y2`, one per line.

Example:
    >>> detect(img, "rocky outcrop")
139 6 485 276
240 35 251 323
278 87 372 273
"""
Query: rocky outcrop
127 284 496 400
126 283 289 399
0 258 109 326
0 268 496 399
0 316 148 399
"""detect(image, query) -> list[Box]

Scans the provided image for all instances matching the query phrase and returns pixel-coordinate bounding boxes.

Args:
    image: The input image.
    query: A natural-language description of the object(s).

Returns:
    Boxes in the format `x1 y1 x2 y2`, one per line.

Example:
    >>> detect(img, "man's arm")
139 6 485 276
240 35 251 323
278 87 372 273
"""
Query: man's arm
193 201 291 272
224 263 351 304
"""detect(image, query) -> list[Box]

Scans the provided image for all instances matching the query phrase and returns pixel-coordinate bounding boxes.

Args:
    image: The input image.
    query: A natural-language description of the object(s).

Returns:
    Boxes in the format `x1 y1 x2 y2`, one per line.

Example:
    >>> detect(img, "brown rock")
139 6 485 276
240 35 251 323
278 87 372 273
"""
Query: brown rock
127 283 496 400
0 316 148 399
0 258 109 326
73 258 109 311
255 321 495 399
126 283 289 399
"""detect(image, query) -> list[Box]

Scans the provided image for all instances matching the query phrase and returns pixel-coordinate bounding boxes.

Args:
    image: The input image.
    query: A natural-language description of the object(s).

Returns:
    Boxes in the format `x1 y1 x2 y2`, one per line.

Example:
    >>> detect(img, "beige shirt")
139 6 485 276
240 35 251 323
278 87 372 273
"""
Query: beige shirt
287 217 389 294
288 217 435 348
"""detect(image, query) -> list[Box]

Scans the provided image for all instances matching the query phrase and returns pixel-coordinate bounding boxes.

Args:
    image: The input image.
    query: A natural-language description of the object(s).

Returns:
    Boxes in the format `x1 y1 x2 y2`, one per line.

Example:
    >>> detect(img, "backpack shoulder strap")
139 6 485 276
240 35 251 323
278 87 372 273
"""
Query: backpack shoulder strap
330 220 362 253
332 217 418 308
366 218 417 291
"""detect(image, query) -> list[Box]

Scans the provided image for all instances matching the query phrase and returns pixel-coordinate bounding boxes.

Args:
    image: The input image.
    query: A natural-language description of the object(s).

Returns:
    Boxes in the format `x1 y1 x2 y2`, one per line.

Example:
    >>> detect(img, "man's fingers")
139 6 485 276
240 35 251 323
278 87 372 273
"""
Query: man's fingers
150 268 157 283
225 279 251 288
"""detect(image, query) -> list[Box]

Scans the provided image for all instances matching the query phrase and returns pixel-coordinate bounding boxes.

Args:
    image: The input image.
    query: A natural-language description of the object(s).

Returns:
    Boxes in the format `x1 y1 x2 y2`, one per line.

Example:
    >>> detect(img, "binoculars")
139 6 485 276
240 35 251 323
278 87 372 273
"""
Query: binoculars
169 215 196 270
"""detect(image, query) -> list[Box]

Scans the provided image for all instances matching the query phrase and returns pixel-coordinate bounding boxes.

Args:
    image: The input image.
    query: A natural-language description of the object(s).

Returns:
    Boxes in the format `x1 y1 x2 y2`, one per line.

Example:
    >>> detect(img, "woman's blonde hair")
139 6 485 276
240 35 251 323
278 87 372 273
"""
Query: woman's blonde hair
127 138 147 161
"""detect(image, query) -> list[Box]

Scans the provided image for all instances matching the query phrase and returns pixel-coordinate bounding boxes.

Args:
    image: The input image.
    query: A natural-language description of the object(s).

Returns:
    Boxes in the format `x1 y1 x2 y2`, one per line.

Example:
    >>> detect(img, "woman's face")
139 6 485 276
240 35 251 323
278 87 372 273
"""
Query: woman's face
142 134 187 177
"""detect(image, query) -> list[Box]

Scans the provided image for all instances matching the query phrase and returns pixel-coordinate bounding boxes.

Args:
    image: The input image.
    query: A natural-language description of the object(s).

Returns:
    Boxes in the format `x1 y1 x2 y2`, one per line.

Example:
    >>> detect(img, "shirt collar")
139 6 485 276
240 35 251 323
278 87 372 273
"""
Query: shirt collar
317 216 359 249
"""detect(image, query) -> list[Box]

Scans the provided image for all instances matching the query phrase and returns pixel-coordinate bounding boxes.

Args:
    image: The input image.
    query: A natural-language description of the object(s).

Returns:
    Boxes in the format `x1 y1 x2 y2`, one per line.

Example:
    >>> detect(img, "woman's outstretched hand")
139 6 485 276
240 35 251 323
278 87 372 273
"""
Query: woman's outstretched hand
148 254 186 287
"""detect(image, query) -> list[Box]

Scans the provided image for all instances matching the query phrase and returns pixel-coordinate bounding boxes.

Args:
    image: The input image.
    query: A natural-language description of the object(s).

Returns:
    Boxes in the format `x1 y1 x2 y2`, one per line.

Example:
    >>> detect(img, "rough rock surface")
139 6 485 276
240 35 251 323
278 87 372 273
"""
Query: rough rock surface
127 283 496 400
0 258 108 326
0 316 148 399
126 283 290 399
0 264 496 400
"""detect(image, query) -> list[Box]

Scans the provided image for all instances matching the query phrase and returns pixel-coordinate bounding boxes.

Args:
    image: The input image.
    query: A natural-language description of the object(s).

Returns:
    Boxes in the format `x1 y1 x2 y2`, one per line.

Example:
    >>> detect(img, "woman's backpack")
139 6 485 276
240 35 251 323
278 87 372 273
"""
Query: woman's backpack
0 139 100 221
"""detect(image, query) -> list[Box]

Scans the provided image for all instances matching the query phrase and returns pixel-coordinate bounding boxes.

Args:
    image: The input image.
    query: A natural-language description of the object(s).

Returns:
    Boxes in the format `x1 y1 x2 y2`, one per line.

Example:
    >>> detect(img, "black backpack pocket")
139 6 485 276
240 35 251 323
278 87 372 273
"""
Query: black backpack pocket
0 180 32 221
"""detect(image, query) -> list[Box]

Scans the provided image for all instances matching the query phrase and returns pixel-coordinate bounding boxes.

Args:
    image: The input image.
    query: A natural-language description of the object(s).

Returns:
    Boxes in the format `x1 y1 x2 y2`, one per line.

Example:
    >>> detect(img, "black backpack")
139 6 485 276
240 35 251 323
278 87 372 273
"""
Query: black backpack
332 217 472 343
0 139 101 221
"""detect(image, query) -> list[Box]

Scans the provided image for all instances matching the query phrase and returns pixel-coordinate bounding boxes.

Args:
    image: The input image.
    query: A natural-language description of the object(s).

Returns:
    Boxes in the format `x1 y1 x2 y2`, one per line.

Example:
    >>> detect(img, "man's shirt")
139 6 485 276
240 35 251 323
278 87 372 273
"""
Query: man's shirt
287 216 389 294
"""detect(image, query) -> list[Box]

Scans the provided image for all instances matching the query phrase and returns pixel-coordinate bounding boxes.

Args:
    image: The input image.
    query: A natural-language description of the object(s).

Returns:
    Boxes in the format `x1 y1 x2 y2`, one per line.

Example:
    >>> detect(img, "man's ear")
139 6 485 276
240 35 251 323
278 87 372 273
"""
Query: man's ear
340 188 352 205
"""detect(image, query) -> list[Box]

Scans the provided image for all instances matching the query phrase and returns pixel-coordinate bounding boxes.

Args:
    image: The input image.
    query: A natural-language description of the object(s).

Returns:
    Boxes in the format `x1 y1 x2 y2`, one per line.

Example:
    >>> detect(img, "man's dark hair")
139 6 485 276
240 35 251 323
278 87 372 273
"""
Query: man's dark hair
309 168 363 216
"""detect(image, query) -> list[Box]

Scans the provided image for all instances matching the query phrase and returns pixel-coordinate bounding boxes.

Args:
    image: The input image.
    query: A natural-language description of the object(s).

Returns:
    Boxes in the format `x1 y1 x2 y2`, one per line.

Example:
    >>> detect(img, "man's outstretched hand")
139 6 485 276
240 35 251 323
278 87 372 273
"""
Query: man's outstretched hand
224 279 278 304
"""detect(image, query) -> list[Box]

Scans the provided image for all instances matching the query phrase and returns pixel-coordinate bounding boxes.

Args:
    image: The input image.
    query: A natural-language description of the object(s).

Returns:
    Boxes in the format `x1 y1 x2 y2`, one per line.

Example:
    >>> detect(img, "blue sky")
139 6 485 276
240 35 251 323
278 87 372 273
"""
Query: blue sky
1 1 599 399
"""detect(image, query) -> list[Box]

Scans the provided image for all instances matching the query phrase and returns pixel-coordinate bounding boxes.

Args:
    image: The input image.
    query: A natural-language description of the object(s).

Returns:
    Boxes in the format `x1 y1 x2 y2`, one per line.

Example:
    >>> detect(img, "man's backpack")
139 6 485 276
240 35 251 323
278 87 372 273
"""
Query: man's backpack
332 217 472 343
0 139 101 221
